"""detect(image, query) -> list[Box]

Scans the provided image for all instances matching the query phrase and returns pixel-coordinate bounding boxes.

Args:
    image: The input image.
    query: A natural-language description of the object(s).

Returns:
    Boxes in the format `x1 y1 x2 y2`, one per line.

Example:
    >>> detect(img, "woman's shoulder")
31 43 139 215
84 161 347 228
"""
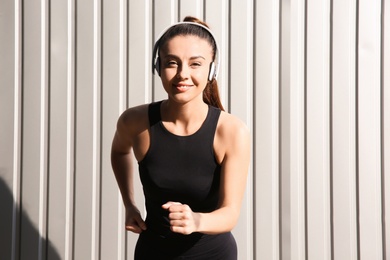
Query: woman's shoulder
119 103 149 122
214 111 250 163
217 111 250 141
116 103 150 135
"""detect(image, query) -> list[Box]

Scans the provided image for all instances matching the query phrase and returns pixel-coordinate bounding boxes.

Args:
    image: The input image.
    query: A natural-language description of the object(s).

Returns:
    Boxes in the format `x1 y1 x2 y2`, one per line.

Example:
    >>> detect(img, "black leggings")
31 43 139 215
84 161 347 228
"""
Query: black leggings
134 230 237 260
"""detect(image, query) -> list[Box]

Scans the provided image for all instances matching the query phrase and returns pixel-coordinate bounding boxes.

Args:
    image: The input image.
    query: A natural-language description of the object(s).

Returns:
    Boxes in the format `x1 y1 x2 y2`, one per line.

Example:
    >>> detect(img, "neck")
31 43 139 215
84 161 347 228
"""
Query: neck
161 99 208 132
162 99 208 123
160 99 209 136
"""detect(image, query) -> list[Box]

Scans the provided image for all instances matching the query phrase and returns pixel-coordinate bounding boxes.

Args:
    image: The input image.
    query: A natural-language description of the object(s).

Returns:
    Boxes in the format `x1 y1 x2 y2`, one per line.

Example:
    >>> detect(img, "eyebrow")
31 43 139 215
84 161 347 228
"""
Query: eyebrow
163 54 206 60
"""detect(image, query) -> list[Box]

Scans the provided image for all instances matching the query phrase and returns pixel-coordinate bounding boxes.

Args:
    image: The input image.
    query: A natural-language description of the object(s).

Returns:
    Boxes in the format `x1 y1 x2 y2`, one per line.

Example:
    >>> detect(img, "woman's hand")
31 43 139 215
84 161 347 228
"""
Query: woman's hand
125 205 147 233
162 202 201 235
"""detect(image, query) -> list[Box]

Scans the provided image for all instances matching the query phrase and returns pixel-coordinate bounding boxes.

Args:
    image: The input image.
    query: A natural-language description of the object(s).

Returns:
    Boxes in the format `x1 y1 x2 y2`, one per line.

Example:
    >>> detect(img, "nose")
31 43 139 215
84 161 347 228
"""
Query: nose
176 64 190 79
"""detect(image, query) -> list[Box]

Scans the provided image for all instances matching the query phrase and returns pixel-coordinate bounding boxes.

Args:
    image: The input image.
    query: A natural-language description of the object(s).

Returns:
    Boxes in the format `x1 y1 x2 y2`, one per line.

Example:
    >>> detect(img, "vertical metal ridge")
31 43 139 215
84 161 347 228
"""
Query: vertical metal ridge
177 0 181 21
98 2 104 257
304 0 308 258
278 1 284 259
303 0 308 258
38 0 50 259
251 0 257 257
247 2 255 258
45 0 52 258
202 0 206 21
357 0 384 257
348 0 358 258
305 0 332 256
151 0 156 102
380 0 386 258
252 0 260 257
280 1 291 258
172 0 177 23
383 1 390 258
125 0 130 108
272 0 281 259
92 0 102 258
118 0 127 258
354 0 361 258
12 0 23 259
374 1 384 256
290 0 307 258
304 0 308 259
145 0 151 103
220 0 229 109
198 0 204 19
248 0 255 121
71 1 78 258
65 0 75 259
329 0 335 259
322 0 332 258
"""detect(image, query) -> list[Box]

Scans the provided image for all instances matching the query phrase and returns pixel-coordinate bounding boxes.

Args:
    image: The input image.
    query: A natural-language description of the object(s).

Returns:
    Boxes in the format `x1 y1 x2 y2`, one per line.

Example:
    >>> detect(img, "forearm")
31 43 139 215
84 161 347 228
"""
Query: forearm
196 206 240 235
111 132 147 233
111 150 136 208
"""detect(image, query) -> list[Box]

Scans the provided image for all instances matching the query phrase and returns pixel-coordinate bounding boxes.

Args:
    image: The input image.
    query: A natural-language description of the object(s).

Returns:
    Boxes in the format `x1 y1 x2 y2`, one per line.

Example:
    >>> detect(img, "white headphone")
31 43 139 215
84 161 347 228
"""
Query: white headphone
152 22 220 81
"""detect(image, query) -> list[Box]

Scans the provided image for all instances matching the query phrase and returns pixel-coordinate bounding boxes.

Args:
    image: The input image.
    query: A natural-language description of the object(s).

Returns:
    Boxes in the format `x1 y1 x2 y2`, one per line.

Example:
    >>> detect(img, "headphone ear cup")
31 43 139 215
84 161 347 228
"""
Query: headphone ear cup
208 62 216 81
155 57 161 75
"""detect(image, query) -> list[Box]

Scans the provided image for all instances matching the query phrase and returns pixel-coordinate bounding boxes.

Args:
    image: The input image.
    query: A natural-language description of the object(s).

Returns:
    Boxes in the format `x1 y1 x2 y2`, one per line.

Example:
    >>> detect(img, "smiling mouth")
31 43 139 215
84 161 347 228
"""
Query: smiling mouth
174 84 193 92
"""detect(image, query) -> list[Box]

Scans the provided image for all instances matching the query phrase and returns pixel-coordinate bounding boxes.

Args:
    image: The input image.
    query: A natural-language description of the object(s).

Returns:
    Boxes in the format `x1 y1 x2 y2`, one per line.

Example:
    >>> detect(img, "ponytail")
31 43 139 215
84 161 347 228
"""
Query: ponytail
203 79 225 111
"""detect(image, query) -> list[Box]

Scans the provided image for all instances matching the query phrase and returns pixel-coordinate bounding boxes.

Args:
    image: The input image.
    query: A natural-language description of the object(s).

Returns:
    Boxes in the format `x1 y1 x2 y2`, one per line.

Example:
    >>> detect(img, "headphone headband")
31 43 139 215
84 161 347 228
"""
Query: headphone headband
152 21 220 80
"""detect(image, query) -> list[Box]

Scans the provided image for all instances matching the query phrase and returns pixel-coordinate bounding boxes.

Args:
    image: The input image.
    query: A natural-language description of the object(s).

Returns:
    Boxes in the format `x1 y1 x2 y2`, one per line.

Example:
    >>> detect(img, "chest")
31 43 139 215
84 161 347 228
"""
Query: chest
138 123 221 208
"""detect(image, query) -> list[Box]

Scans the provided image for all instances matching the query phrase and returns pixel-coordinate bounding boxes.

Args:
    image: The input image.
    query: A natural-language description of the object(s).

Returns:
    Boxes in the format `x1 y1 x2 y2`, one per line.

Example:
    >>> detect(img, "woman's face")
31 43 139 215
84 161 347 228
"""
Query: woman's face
159 35 214 104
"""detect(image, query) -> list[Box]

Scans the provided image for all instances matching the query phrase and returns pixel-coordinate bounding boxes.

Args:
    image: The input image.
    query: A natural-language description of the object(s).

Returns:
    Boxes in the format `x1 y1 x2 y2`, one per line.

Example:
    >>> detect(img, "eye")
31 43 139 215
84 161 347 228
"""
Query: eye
166 60 178 67
190 62 202 68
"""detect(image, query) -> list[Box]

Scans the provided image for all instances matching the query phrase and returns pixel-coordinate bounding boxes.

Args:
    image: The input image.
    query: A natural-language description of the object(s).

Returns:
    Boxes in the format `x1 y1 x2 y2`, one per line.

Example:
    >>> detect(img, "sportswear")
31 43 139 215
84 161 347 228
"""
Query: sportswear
135 101 237 259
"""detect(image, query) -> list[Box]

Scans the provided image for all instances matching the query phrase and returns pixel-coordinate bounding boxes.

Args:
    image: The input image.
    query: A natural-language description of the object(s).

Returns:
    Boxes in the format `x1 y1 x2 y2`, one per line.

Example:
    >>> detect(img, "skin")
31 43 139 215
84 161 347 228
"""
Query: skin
111 35 250 235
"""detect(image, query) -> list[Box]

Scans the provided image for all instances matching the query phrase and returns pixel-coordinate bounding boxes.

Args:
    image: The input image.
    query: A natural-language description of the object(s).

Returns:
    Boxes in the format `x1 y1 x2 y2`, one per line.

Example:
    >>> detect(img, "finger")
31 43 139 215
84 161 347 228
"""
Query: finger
170 219 188 227
126 220 147 233
170 225 192 235
125 216 147 233
168 212 183 220
126 224 143 234
168 204 191 214
162 201 181 210
135 216 147 231
169 210 192 220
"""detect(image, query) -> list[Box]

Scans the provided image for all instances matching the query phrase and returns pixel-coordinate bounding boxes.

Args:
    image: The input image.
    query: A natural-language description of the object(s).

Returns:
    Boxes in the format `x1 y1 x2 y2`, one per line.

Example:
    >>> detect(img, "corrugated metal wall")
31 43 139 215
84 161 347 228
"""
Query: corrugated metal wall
0 0 389 259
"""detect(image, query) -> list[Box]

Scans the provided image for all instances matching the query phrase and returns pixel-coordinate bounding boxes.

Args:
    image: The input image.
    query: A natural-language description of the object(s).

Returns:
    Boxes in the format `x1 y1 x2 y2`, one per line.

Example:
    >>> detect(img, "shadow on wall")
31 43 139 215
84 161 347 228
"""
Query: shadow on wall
0 177 61 260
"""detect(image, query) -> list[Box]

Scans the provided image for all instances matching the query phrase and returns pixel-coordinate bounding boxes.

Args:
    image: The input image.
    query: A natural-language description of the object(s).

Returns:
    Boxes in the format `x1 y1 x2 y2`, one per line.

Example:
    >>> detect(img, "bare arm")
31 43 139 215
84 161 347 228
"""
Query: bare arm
162 114 250 235
111 113 147 233
111 130 136 208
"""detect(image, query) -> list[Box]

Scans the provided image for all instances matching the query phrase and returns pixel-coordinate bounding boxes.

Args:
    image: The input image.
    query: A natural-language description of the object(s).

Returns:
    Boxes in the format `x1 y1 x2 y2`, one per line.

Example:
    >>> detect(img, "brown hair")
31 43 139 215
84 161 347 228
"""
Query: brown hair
158 16 225 111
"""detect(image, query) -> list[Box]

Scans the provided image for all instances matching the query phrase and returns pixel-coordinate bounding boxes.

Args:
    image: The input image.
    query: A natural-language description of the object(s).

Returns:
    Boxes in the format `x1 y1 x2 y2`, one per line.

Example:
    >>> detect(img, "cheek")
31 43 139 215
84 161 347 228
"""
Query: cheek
160 69 176 83
194 69 210 83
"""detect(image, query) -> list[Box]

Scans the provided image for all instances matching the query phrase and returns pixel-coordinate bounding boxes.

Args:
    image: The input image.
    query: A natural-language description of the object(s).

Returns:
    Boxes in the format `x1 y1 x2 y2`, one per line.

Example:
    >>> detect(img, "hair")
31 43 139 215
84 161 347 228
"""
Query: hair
157 16 225 111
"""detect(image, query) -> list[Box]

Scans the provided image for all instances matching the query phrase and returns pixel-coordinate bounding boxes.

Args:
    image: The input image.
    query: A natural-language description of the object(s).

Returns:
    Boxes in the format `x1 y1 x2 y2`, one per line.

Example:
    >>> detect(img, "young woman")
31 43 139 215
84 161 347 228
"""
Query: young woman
111 16 250 259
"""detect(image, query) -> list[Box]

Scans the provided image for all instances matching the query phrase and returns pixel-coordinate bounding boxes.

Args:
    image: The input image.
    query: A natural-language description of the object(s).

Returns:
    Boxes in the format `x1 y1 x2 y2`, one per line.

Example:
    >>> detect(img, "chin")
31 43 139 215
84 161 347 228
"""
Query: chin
167 94 202 105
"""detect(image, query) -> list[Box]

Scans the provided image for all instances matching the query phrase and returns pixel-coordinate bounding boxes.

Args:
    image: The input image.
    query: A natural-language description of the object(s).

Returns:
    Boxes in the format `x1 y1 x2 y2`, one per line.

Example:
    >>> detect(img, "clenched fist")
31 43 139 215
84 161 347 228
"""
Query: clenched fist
162 202 201 235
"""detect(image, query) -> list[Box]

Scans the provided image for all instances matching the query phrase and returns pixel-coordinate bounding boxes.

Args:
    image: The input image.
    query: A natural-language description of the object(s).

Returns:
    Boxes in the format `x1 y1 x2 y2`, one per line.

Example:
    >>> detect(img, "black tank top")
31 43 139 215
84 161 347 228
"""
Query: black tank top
136 101 237 259
138 101 222 237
